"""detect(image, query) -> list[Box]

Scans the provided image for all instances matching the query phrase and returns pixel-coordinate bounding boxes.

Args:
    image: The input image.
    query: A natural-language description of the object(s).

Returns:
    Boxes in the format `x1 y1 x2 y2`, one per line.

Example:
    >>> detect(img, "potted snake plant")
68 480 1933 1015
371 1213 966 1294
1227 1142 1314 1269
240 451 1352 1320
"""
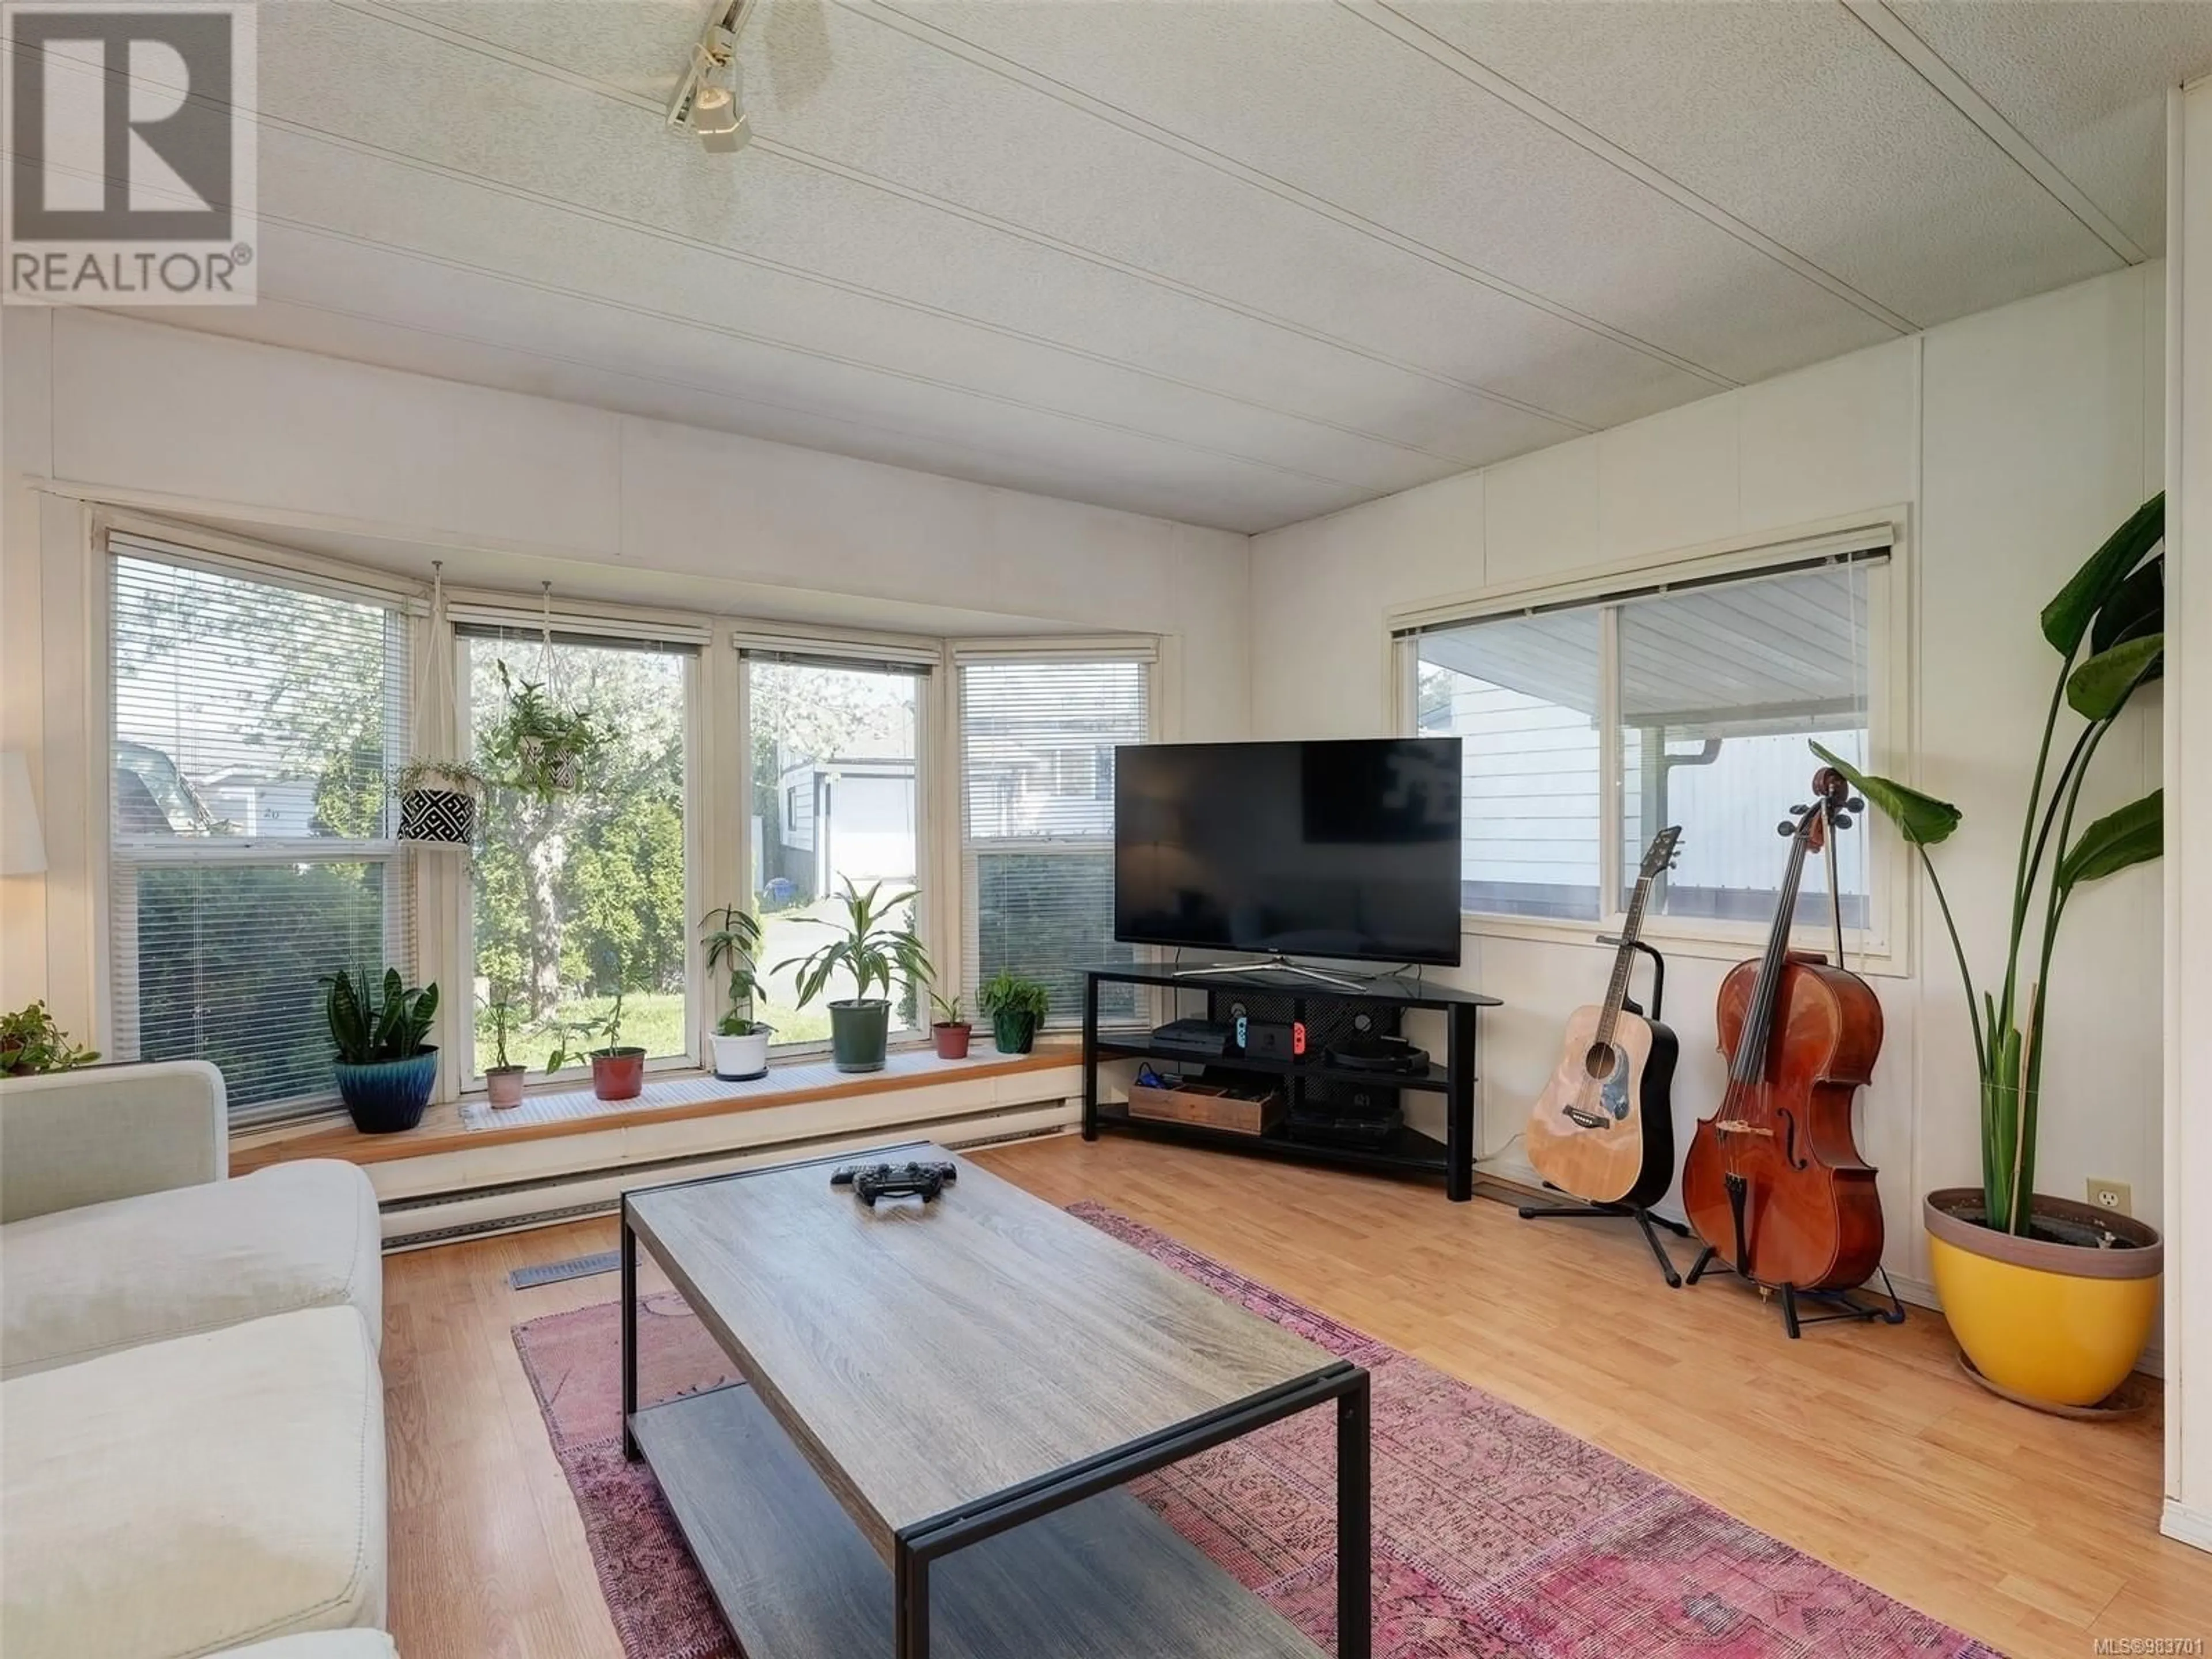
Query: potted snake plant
702 904 773 1080
1815 491 2165 1411
324 966 440 1134
777 878 930 1073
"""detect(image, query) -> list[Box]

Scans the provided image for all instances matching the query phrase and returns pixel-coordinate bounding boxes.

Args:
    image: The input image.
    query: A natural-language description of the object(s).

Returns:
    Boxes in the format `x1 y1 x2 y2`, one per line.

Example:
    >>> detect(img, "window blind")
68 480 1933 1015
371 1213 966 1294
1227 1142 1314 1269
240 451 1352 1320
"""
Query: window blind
957 656 1149 1027
108 540 416 1128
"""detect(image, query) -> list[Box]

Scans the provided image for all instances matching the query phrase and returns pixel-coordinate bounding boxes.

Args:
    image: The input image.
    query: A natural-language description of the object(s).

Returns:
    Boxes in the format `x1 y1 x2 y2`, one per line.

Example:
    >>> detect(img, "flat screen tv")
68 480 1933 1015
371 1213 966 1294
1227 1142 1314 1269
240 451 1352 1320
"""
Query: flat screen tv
1114 738 1463 967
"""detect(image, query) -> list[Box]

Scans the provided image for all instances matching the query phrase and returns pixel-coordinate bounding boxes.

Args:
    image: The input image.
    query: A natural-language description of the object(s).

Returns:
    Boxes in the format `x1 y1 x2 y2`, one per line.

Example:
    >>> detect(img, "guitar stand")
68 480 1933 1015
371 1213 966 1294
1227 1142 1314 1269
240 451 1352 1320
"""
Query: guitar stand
1684 1244 1908 1339
1520 935 1688 1287
1518 1198 1692 1287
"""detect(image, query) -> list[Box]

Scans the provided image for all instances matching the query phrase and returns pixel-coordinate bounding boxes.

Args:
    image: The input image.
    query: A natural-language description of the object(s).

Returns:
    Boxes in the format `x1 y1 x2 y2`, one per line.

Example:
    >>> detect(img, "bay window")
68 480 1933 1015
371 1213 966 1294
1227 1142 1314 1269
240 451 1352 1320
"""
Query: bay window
101 525 1162 1114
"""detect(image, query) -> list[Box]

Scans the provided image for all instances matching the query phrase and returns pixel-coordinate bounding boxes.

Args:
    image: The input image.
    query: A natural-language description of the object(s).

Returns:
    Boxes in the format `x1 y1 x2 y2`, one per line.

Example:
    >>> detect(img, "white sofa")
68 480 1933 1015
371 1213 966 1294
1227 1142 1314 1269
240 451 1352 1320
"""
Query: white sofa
0 1062 395 1659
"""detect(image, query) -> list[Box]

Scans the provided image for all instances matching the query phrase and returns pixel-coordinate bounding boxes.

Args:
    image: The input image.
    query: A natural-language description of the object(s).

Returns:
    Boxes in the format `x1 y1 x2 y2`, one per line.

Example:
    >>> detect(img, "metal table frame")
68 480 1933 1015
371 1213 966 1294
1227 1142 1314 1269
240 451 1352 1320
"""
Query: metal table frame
620 1182 1372 1659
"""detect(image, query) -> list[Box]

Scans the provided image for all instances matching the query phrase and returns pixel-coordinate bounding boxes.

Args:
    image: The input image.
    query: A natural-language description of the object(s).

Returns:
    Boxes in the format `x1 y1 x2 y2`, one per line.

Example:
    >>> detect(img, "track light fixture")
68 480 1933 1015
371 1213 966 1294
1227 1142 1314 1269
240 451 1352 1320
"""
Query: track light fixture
666 0 757 156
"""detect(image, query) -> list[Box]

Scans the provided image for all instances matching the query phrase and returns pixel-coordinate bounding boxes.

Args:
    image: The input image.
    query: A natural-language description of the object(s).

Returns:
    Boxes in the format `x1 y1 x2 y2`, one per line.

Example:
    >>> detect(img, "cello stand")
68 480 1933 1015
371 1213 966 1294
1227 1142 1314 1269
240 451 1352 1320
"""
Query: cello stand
1684 1245 1909 1339
1518 1197 1691 1287
1518 938 1687 1288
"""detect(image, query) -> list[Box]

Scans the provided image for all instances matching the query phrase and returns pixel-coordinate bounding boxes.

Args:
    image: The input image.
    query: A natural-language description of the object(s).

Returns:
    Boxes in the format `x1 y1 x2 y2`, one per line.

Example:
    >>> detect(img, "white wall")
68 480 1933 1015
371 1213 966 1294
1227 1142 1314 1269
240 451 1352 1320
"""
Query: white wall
1252 263 2168 1301
0 309 1252 1035
2162 78 2212 1553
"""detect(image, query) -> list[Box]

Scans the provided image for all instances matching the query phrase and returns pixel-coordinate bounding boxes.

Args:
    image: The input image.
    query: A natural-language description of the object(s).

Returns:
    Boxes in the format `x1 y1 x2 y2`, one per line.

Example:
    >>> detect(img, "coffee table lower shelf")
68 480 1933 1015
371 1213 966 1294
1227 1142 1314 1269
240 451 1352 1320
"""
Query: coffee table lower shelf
630 1381 1327 1659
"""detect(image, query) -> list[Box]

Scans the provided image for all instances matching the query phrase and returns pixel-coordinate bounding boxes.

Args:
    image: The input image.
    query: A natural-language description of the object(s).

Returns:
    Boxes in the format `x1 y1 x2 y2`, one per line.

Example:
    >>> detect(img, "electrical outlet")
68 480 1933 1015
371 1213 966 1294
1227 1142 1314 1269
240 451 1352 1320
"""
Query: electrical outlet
2086 1178 2133 1217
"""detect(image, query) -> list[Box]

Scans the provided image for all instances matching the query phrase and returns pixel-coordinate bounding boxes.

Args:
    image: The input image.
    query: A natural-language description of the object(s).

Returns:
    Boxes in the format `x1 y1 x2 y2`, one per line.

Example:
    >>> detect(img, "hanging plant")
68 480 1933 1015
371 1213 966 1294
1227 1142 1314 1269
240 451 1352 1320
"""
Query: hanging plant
396 758 486 847
482 660 607 802
397 562 486 850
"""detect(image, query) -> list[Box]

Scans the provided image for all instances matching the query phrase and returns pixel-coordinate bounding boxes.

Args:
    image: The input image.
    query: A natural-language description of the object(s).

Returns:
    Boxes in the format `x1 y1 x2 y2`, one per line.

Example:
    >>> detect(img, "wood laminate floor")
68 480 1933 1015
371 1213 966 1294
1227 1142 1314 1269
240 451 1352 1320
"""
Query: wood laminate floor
380 1134 2210 1659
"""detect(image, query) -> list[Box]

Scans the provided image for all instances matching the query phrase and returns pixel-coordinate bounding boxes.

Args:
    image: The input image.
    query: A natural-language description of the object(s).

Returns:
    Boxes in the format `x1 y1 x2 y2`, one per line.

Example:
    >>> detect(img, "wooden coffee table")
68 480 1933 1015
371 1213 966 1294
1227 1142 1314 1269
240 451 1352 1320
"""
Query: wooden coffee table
620 1142 1369 1659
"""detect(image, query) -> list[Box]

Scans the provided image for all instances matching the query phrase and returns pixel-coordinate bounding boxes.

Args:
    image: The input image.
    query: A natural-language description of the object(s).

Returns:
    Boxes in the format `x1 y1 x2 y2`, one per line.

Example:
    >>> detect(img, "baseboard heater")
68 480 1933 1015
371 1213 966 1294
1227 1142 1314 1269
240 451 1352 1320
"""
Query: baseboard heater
377 1100 1075 1251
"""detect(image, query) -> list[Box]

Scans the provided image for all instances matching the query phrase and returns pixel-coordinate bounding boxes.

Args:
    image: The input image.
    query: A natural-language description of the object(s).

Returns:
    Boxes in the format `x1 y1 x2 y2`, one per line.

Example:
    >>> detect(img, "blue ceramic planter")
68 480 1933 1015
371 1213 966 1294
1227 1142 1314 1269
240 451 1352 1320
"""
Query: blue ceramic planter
334 1049 438 1134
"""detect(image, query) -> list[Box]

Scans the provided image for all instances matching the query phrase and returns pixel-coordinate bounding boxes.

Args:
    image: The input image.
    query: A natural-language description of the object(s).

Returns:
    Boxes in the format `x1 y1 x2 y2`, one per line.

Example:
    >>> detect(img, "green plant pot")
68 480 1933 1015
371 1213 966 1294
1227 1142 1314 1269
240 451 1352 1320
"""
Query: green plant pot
333 1049 438 1134
991 1010 1039 1055
829 1000 891 1072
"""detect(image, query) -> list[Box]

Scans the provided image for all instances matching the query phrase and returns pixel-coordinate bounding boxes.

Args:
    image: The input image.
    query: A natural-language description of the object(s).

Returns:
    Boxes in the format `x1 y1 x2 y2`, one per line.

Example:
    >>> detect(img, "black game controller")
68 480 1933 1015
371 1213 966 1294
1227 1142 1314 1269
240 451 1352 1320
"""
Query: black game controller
830 1160 959 1207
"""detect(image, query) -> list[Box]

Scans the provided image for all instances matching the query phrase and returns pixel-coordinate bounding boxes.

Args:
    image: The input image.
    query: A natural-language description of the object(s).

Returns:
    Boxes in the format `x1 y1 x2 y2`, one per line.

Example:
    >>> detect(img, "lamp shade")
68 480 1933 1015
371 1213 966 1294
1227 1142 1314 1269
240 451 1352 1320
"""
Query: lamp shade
1 751 48 877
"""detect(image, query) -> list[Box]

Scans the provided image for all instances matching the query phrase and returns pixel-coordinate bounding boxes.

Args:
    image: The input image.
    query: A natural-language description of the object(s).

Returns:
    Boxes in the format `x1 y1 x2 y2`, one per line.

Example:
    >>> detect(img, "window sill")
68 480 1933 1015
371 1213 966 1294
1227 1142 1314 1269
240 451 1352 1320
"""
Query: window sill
1456 911 1903 978
229 1041 1081 1173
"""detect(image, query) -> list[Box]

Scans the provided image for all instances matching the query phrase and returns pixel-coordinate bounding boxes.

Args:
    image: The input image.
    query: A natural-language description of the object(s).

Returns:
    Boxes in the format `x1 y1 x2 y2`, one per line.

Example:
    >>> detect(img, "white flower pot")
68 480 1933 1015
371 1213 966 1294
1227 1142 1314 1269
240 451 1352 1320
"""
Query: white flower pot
710 1029 772 1081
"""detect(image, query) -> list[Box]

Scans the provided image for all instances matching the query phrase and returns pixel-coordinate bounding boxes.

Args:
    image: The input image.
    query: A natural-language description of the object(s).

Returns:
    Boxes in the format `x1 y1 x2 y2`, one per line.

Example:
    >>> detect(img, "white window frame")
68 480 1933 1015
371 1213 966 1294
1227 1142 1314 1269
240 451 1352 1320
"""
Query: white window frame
86 511 1172 1119
445 599 713 1092
732 626 946 1059
951 638 1160 1025
91 514 426 1126
1389 512 1914 975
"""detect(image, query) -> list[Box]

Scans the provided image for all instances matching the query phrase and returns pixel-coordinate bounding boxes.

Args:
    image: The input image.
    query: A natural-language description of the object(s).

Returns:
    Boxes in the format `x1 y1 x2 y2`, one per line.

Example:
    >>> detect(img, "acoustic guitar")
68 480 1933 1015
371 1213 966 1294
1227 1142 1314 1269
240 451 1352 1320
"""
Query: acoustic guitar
1524 826 1683 1209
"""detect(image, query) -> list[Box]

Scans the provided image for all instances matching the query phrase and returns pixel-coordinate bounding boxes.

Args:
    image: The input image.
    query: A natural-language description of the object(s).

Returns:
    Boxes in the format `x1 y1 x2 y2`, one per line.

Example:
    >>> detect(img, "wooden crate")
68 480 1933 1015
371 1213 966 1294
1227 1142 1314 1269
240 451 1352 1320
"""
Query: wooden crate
1125 1079 1285 1137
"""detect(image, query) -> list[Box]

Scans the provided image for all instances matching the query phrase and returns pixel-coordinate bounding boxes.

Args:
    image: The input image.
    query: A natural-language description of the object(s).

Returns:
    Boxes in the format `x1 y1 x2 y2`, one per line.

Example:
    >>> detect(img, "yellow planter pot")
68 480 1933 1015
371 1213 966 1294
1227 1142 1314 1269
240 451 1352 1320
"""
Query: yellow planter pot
1924 1188 2161 1410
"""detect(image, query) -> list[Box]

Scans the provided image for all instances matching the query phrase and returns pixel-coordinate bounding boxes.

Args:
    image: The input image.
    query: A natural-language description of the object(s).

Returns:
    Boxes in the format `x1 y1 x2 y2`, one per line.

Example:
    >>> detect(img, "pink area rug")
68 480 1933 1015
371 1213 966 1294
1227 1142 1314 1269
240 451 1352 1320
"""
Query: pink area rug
513 1202 2001 1659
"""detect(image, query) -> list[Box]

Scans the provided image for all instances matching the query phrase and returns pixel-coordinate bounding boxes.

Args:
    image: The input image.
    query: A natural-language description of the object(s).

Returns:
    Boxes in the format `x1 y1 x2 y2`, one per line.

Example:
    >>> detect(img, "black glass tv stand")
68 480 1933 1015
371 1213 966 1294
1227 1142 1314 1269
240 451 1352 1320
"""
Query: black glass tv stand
1081 962 1501 1202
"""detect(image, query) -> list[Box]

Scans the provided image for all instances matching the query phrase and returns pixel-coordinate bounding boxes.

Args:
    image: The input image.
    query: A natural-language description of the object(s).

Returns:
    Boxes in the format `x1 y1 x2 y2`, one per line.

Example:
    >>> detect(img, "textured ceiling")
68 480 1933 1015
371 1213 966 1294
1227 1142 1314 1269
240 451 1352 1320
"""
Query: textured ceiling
93 1 2212 533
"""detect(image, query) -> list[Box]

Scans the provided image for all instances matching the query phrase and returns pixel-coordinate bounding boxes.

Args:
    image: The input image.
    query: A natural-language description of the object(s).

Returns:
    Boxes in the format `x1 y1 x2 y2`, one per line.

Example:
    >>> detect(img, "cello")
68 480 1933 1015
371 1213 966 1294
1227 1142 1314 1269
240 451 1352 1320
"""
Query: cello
1681 767 1893 1334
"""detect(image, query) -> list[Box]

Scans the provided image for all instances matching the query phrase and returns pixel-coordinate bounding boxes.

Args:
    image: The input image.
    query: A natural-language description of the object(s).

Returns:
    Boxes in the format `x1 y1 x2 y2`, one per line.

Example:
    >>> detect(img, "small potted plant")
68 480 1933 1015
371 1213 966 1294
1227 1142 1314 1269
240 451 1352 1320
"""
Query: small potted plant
480 985 527 1108
0 1002 98 1074
324 966 440 1134
929 991 971 1060
702 903 773 1080
589 984 646 1100
978 969 1050 1055
482 661 607 802
776 877 930 1073
395 758 485 847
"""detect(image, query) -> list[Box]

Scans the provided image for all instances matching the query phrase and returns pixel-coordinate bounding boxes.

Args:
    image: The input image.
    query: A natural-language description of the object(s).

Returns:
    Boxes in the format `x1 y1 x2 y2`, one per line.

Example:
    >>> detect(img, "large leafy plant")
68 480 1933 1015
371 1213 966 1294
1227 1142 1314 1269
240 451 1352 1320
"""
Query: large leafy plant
1815 493 2164 1237
324 967 439 1065
700 904 767 1036
777 878 931 1009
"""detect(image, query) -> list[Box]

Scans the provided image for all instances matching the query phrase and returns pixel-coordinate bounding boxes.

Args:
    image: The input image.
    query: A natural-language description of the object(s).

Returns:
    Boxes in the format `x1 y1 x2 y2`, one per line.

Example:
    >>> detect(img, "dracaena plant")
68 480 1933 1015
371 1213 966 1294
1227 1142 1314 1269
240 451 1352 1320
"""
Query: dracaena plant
1814 492 2164 1238
776 878 931 1009
324 967 440 1065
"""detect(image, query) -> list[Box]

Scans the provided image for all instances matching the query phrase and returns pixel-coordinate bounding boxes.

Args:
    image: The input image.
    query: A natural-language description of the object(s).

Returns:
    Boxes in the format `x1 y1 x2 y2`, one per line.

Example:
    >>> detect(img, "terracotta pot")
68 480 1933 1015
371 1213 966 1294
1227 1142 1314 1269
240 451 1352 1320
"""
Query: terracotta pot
591 1047 646 1101
1924 1187 2161 1410
932 1021 972 1060
485 1065 527 1109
